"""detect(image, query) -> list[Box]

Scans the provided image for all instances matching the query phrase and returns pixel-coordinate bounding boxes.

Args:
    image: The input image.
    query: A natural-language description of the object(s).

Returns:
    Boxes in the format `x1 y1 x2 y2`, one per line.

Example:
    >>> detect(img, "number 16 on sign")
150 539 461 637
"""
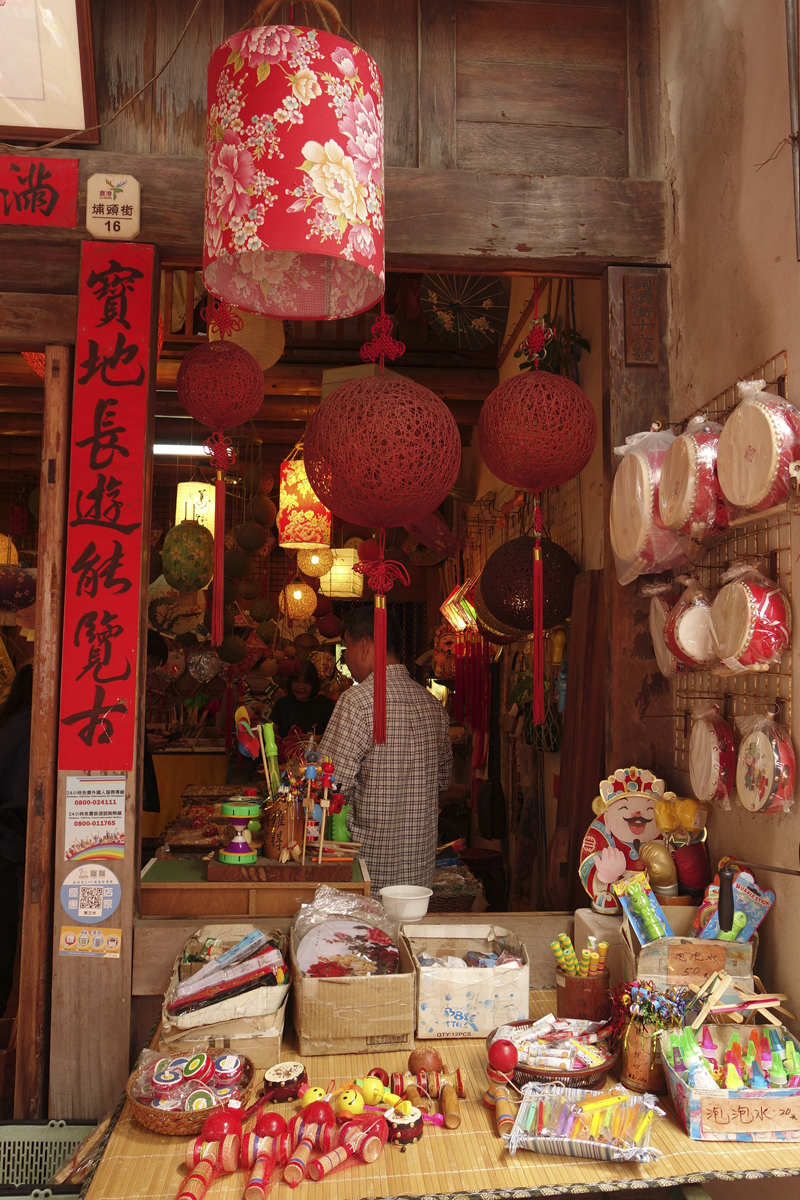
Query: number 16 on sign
85 173 141 240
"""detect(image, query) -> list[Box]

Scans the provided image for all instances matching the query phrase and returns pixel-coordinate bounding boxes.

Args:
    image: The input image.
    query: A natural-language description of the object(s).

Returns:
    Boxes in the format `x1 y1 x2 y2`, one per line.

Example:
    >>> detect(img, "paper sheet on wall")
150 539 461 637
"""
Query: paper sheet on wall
64 775 126 862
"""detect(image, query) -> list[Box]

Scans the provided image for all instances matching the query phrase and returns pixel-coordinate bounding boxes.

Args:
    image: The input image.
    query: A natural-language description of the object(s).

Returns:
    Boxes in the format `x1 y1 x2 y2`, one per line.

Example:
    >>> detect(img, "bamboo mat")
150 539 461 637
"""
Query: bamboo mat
85 990 800 1199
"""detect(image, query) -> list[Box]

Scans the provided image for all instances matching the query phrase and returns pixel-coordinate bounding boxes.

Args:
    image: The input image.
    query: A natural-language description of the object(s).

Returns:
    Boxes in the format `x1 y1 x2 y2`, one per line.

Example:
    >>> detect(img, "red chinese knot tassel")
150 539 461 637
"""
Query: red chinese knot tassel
354 530 410 746
204 429 235 648
532 499 545 724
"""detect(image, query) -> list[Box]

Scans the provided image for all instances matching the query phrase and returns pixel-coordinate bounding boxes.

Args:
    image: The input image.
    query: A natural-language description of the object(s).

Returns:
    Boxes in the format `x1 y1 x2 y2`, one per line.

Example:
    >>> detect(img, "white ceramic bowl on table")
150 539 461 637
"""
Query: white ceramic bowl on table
379 885 432 922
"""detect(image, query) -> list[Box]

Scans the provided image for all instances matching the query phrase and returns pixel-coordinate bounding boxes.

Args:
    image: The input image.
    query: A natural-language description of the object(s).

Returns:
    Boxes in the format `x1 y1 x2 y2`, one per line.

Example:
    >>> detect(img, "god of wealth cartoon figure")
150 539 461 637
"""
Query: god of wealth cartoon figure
579 766 665 913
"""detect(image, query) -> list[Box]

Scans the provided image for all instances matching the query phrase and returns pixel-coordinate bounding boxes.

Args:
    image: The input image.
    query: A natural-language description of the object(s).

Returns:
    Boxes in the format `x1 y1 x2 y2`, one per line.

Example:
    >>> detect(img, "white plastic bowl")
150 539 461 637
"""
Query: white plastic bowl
379 885 432 923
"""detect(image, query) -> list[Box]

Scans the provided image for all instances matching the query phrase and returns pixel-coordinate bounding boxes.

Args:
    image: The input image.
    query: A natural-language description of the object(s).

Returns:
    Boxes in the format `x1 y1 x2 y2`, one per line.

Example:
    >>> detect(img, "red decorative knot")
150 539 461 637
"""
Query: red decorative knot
201 294 244 341
204 430 236 471
359 309 405 371
354 555 411 597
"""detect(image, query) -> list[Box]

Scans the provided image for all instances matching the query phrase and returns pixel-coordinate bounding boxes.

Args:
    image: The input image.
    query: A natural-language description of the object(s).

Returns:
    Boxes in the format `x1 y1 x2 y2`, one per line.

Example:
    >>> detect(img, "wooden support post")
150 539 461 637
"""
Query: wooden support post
14 346 71 1119
601 266 675 779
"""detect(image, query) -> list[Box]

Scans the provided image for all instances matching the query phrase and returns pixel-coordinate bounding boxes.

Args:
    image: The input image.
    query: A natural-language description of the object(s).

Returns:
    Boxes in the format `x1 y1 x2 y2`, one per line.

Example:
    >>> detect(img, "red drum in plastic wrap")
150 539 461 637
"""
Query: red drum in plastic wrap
736 723 796 813
662 591 716 667
717 396 800 511
659 429 730 538
711 579 791 671
688 713 735 805
610 450 686 584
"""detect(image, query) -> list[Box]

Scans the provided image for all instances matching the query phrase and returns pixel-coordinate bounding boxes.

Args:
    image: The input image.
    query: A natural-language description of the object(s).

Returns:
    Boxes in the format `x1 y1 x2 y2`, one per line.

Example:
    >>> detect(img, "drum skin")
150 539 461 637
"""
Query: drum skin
717 397 800 510
711 579 791 671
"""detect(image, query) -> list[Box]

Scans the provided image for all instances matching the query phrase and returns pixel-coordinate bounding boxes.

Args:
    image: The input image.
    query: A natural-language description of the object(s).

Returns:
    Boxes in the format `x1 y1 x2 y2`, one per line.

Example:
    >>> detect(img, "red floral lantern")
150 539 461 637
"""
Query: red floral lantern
277 459 331 550
477 371 596 724
204 23 384 319
176 305 264 646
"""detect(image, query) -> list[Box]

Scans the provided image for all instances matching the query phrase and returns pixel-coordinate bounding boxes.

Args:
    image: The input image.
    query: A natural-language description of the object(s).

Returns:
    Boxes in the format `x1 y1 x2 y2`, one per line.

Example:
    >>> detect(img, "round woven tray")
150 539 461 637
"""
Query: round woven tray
486 1021 618 1090
126 1055 257 1136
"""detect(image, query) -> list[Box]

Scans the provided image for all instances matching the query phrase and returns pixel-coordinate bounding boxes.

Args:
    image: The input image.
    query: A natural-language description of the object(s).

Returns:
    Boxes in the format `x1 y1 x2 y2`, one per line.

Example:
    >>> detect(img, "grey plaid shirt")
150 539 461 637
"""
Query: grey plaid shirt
319 664 453 892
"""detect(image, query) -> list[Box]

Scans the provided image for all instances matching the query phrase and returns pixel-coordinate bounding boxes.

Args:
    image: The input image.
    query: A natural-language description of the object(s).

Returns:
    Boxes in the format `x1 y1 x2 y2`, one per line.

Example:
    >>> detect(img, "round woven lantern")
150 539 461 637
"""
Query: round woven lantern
209 308 284 369
207 577 239 608
476 617 518 647
242 466 274 497
304 375 461 526
177 341 264 431
316 612 343 639
0 535 19 565
224 548 251 578
246 496 277 527
278 582 317 621
481 536 577 631
204 24 384 320
478 372 596 492
241 578 262 600
277 655 300 678
223 607 236 635
218 634 248 664
162 521 214 593
314 593 332 618
235 522 269 553
256 618 277 643
249 598 271 622
297 548 334 578
473 577 529 641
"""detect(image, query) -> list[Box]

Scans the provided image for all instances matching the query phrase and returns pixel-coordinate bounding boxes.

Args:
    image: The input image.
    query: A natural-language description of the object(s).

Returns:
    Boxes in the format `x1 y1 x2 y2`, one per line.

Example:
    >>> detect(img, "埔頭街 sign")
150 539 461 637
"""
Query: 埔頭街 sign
58 242 156 771
0 155 78 226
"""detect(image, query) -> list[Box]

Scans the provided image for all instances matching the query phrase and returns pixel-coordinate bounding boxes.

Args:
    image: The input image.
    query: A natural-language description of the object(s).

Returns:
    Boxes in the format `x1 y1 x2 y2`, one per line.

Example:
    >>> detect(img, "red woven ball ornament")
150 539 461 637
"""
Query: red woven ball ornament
177 339 264 648
304 375 461 527
477 372 596 492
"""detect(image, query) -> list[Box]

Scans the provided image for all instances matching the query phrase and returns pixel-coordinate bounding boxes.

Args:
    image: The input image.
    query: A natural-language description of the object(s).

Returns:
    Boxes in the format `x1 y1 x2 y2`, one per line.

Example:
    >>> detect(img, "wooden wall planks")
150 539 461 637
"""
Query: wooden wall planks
419 0 457 170
456 61 626 128
91 0 155 154
352 0 419 168
455 0 626 67
457 121 626 176
151 0 225 158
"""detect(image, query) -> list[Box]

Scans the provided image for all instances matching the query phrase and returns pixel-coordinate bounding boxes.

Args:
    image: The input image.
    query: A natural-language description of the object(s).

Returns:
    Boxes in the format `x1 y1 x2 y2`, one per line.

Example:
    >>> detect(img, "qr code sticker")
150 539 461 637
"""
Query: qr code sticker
78 886 103 918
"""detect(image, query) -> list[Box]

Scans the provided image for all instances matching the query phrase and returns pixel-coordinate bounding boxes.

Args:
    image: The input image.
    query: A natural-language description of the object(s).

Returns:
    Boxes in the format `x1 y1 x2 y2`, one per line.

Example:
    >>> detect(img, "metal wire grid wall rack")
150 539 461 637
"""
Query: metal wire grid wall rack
672 351 792 774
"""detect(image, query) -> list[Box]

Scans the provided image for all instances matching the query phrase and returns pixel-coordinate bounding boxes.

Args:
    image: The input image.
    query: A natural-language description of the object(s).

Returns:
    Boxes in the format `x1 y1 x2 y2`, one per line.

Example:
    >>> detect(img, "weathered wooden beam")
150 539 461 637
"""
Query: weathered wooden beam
419 0 457 170
14 347 71 1118
626 0 663 179
0 152 668 285
0 294 78 348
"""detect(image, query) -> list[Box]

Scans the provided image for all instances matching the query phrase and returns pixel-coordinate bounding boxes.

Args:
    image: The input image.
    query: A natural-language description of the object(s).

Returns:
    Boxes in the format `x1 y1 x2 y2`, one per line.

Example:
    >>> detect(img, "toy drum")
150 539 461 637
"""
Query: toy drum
711 579 791 671
736 722 796 813
610 451 686 584
262 1061 306 1102
662 592 715 666
385 1105 424 1145
649 592 682 677
658 428 729 538
688 714 735 805
717 396 800 510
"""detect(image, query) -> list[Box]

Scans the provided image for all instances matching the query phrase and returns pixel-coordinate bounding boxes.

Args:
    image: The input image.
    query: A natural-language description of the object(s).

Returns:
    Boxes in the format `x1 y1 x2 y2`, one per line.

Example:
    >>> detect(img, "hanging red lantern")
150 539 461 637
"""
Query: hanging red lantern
176 298 264 646
477 370 596 723
304 309 462 742
277 459 331 550
204 21 384 319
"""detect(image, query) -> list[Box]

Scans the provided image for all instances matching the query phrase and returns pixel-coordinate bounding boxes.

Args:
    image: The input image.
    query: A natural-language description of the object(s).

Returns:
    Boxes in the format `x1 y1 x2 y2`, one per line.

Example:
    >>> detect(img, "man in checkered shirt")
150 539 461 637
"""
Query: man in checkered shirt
319 607 452 892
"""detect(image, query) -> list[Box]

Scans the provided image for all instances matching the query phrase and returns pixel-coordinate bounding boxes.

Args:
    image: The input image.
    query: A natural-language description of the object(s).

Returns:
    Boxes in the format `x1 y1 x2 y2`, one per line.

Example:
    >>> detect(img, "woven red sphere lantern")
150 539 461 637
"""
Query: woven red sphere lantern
478 372 596 492
481 536 578 631
304 374 461 526
204 24 384 320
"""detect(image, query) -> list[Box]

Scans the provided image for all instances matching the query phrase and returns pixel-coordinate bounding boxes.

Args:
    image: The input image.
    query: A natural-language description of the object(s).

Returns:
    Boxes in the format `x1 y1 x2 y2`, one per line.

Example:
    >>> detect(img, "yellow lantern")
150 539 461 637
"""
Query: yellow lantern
175 481 216 534
278 581 317 621
208 307 285 370
277 459 331 550
297 548 334 578
318 549 364 599
0 535 19 566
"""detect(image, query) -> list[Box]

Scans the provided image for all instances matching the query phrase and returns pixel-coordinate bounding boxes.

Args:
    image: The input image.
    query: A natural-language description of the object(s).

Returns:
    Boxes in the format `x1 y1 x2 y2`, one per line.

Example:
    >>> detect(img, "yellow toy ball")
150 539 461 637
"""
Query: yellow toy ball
358 1077 385 1106
301 1087 326 1108
336 1089 364 1116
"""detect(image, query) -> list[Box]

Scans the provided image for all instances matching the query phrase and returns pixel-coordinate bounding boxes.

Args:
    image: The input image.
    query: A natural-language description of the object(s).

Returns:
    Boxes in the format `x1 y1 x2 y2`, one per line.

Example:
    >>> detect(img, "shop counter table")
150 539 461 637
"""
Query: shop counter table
85 992 800 1200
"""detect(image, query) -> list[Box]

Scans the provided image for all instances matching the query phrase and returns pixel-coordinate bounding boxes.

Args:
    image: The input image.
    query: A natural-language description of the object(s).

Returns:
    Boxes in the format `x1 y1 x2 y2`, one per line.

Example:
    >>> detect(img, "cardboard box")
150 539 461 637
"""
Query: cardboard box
160 923 290 1070
620 907 756 1004
661 1025 800 1140
290 930 416 1056
405 924 530 1038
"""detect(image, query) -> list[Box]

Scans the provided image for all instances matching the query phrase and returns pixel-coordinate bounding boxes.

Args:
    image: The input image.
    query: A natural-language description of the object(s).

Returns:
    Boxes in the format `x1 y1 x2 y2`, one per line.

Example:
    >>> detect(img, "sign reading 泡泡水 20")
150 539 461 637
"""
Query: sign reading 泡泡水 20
58 243 156 772
0 156 78 226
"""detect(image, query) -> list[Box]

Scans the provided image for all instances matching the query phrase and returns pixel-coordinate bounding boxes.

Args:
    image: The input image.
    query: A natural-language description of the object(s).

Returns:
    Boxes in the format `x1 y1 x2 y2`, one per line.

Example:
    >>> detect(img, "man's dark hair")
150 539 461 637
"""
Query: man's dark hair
147 630 169 666
341 606 404 661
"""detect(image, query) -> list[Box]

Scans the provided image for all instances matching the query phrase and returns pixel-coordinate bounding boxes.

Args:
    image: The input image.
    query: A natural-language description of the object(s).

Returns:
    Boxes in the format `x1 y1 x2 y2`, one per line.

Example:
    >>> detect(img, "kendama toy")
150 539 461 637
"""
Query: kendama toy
317 759 336 863
176 1133 240 1200
302 739 320 865
484 1038 518 1137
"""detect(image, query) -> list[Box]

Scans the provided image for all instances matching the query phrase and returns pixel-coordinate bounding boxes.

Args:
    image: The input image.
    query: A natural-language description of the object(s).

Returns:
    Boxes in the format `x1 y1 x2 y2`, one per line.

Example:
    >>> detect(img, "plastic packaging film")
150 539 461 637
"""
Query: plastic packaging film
688 709 736 809
716 380 800 511
658 415 731 540
661 578 717 668
609 426 687 585
735 713 796 814
643 584 681 678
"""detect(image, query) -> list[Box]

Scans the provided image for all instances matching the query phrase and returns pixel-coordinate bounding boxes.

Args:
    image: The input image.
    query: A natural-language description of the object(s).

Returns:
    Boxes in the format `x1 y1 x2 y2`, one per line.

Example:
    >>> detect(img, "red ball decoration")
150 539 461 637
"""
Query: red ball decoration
316 613 343 639
314 594 333 618
304 375 462 527
177 340 264 429
487 1039 518 1074
478 372 596 492
357 539 381 563
481 536 577 631
302 1100 336 1126
256 1112 288 1138
202 1106 243 1140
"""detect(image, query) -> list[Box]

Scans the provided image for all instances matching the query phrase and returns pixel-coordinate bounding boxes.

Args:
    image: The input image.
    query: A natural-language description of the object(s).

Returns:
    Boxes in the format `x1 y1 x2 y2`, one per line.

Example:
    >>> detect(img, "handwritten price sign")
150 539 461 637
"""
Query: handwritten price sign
667 940 727 983
701 1095 800 1134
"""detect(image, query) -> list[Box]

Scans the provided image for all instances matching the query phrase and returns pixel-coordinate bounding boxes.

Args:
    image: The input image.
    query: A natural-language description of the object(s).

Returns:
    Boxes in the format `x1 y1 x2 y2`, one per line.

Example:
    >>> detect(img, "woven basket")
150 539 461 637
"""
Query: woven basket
485 1021 618 1090
126 1056 257 1136
428 891 478 913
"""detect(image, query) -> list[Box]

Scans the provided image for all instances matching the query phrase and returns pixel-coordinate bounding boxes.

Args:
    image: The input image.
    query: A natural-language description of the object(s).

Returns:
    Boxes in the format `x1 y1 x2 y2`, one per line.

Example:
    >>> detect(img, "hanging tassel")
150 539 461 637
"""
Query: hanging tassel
532 498 545 724
212 469 226 647
373 595 387 743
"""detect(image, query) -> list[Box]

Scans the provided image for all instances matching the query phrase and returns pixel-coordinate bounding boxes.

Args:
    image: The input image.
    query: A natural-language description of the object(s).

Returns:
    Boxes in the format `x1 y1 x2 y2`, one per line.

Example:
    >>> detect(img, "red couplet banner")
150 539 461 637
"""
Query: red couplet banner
0 156 78 227
58 242 156 772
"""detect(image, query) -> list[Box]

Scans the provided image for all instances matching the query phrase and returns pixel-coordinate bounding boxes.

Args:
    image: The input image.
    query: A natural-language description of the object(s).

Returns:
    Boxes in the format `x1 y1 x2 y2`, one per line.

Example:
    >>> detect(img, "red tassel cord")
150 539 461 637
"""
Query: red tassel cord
354 529 410 745
532 498 545 724
204 429 235 649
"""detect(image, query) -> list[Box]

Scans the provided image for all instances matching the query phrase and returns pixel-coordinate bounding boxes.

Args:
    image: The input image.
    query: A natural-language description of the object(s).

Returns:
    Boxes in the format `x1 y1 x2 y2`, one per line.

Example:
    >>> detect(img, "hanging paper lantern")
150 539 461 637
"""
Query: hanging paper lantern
246 496 276 527
278 581 317 621
188 648 221 683
209 307 284 369
480 536 577 632
304 374 461 527
0 566 36 612
235 522 269 553
0 536 19 566
175 480 216 533
204 23 384 320
297 548 333 578
478 372 597 493
162 521 214 593
177 329 265 647
277 459 331 550
318 548 364 599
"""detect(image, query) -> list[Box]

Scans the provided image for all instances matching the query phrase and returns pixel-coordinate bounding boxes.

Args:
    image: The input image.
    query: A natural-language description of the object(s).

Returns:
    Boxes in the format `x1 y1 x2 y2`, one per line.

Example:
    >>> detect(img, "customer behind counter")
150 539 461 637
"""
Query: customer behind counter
319 607 452 891
270 661 335 739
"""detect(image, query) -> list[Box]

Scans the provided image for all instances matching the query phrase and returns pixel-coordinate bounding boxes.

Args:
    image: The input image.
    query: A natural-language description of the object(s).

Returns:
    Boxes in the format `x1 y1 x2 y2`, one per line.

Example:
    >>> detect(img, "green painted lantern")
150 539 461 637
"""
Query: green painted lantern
162 520 214 593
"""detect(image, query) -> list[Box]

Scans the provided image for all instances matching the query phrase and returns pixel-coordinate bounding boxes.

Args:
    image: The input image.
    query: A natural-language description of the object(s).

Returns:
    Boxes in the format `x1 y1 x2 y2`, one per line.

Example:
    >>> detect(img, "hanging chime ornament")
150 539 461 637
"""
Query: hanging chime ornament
204 5 384 320
477 289 596 723
176 295 265 647
305 305 462 742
